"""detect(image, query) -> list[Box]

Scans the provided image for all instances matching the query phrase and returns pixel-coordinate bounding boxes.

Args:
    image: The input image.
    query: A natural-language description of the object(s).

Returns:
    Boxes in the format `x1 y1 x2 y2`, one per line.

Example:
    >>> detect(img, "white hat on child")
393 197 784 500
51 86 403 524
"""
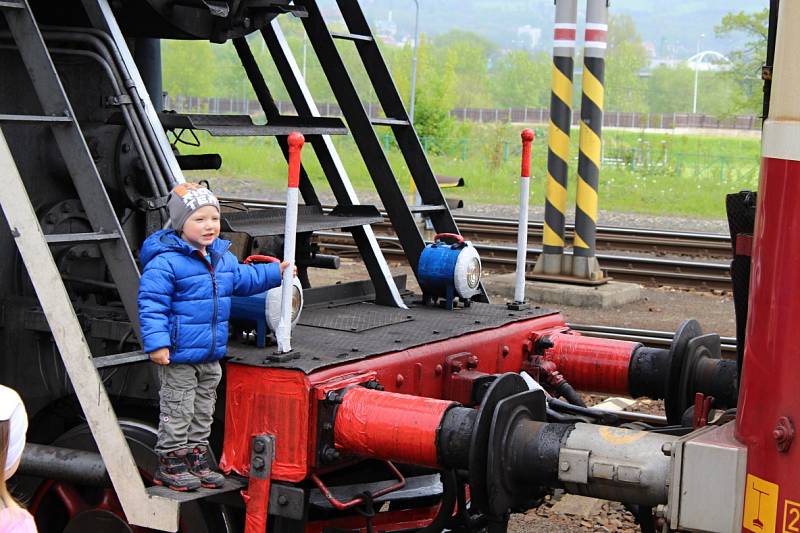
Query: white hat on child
0 385 28 480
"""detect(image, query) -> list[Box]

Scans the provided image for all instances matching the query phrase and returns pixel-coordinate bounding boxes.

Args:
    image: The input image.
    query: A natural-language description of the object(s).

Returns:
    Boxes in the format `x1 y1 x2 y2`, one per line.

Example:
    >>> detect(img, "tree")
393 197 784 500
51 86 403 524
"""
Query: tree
715 8 768 115
410 36 458 146
647 65 694 113
490 50 550 108
646 62 743 116
431 30 497 107
162 40 217 98
603 15 649 113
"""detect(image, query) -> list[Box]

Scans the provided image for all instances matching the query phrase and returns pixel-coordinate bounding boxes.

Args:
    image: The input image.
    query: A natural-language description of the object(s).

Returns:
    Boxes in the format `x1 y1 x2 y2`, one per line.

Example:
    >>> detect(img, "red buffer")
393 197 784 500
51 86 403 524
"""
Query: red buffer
333 387 455 468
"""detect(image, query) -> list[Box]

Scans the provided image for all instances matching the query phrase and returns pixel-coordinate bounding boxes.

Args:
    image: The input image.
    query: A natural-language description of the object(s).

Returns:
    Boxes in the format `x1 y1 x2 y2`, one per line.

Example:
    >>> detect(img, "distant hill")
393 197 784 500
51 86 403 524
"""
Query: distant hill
324 0 768 59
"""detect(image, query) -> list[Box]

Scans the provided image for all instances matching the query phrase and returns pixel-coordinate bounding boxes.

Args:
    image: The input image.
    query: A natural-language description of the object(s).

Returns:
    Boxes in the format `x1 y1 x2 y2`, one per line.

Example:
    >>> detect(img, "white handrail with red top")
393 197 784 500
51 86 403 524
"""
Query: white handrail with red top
514 129 535 304
277 132 304 353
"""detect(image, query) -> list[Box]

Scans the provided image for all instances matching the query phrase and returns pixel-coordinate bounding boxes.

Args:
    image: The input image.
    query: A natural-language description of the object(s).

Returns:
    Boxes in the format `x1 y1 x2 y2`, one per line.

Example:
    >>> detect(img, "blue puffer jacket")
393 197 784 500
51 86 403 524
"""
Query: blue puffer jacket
138 230 282 364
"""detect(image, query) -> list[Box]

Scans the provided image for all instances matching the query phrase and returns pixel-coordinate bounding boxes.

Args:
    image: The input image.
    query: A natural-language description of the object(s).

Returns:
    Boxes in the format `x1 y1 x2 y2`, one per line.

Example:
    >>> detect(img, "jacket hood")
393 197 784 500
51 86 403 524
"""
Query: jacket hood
139 229 230 268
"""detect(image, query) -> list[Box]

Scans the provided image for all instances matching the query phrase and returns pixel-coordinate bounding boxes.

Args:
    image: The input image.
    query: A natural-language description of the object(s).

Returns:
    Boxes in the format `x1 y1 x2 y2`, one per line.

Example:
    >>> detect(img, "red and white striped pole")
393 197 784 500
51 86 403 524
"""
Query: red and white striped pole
514 129 536 305
277 132 304 353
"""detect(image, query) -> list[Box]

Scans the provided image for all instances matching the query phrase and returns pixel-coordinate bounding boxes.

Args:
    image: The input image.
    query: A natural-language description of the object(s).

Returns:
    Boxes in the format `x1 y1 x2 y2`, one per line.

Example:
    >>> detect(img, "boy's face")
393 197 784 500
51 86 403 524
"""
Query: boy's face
180 205 220 252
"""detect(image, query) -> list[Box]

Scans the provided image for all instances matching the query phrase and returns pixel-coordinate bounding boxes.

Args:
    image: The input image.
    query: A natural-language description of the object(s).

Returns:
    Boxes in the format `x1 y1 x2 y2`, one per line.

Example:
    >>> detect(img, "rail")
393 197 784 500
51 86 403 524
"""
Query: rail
219 197 733 290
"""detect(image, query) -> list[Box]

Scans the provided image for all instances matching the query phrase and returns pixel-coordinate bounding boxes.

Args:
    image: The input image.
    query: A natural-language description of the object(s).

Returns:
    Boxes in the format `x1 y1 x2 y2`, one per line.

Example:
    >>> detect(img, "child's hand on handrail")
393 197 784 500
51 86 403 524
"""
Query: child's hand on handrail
279 261 297 277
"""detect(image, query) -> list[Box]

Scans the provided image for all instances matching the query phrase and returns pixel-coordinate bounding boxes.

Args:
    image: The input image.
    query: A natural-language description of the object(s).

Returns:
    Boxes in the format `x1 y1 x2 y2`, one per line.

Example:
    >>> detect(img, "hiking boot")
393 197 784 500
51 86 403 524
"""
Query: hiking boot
154 449 201 491
187 446 226 489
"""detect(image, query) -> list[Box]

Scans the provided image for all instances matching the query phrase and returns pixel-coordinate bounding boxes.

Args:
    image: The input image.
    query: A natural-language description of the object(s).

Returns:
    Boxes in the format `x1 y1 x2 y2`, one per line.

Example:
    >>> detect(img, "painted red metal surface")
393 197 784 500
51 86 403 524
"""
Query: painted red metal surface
736 157 800 513
242 475 271 533
520 129 535 178
334 387 454 468
305 505 441 533
584 28 607 43
553 28 576 41
221 313 567 481
309 314 567 397
287 132 304 188
220 367 310 481
29 470 191 532
543 332 637 396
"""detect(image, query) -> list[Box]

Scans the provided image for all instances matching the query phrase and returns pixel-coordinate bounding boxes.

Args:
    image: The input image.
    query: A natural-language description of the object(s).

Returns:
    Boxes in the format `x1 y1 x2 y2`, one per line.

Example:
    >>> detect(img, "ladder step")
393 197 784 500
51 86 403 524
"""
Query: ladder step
409 204 448 214
370 117 410 127
0 1 24 9
128 112 349 137
45 231 120 245
93 350 150 369
330 31 373 42
0 113 72 125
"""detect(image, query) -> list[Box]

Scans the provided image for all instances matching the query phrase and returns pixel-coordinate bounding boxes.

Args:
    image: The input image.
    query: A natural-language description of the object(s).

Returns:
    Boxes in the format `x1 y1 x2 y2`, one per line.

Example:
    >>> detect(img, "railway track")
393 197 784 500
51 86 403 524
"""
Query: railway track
382 215 733 260
315 231 733 290
221 196 733 258
220 197 733 290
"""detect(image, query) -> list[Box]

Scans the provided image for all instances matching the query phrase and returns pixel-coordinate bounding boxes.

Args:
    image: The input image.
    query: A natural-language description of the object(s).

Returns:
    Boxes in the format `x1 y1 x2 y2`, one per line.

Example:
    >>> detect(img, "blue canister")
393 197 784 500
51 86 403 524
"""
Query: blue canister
418 233 482 310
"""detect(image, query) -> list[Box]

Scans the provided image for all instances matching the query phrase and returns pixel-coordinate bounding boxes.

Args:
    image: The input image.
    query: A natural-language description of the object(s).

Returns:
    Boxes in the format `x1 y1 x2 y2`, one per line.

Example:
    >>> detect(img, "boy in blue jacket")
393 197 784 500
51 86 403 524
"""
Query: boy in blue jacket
138 183 285 491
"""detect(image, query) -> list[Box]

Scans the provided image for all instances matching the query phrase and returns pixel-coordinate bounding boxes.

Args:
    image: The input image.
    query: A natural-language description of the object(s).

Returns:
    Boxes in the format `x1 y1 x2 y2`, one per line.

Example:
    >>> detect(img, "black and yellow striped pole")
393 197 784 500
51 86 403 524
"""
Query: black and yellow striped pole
572 0 608 281
534 0 577 276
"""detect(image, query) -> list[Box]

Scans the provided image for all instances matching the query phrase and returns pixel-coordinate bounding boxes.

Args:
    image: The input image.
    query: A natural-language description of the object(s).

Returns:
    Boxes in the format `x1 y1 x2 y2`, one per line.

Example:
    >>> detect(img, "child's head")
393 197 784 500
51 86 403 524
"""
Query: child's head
168 184 221 251
1 385 28 507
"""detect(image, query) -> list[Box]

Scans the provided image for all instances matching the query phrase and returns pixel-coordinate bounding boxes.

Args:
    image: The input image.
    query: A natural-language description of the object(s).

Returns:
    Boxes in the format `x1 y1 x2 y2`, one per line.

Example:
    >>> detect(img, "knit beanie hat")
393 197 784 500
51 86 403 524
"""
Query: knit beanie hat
0 385 27 480
167 183 220 232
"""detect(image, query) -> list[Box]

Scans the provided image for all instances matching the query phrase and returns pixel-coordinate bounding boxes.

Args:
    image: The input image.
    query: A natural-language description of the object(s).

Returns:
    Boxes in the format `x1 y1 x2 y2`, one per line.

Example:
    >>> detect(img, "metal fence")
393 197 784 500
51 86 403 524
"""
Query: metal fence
164 95 762 132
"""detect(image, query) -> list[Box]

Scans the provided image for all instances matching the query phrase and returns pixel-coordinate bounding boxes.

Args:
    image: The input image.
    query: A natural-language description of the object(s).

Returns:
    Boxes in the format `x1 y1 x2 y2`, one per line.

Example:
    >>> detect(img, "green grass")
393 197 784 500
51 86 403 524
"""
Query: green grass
178 124 760 219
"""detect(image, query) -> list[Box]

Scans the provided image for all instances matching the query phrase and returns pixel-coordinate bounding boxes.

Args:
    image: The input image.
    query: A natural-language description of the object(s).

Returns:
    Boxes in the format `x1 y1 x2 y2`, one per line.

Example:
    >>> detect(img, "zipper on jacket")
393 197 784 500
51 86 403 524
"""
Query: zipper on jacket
170 318 178 353
199 250 218 360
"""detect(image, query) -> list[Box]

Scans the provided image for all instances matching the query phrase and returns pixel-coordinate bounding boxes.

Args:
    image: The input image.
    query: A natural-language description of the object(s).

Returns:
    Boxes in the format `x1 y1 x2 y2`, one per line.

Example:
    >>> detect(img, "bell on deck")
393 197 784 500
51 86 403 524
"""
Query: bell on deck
418 233 482 310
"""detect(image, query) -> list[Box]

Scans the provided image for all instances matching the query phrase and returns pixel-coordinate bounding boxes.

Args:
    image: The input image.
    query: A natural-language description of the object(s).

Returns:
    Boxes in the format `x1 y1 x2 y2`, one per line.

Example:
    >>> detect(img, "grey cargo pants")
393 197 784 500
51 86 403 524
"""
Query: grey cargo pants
156 361 222 454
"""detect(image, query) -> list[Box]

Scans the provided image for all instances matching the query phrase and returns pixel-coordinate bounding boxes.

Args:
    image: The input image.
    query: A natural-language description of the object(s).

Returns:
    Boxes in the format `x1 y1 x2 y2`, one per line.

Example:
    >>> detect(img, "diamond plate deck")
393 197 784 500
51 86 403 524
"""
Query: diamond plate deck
297 302 413 332
227 297 558 373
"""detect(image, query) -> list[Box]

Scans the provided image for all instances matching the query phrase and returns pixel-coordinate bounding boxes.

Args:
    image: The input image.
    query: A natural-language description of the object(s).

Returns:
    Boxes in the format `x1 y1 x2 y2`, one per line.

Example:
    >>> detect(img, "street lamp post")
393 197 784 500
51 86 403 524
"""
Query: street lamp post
409 0 420 125
692 33 704 114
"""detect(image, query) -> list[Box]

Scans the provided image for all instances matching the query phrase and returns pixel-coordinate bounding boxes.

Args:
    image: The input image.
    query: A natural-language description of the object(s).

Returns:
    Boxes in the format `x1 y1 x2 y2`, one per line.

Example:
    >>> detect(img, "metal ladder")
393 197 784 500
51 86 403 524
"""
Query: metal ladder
0 0 143 330
0 1 179 529
286 0 488 300
230 21 405 308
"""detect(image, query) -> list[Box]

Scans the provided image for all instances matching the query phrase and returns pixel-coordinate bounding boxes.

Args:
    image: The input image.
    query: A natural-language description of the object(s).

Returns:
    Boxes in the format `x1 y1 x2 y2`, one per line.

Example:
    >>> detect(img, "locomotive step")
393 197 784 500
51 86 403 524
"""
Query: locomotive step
0 113 72 124
146 475 247 503
330 31 373 42
221 204 383 237
45 231 120 245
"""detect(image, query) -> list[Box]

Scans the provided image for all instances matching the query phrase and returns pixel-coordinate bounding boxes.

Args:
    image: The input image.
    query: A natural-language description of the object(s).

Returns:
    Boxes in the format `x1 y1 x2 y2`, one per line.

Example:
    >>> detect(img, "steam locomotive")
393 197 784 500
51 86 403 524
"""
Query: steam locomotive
0 1 793 532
